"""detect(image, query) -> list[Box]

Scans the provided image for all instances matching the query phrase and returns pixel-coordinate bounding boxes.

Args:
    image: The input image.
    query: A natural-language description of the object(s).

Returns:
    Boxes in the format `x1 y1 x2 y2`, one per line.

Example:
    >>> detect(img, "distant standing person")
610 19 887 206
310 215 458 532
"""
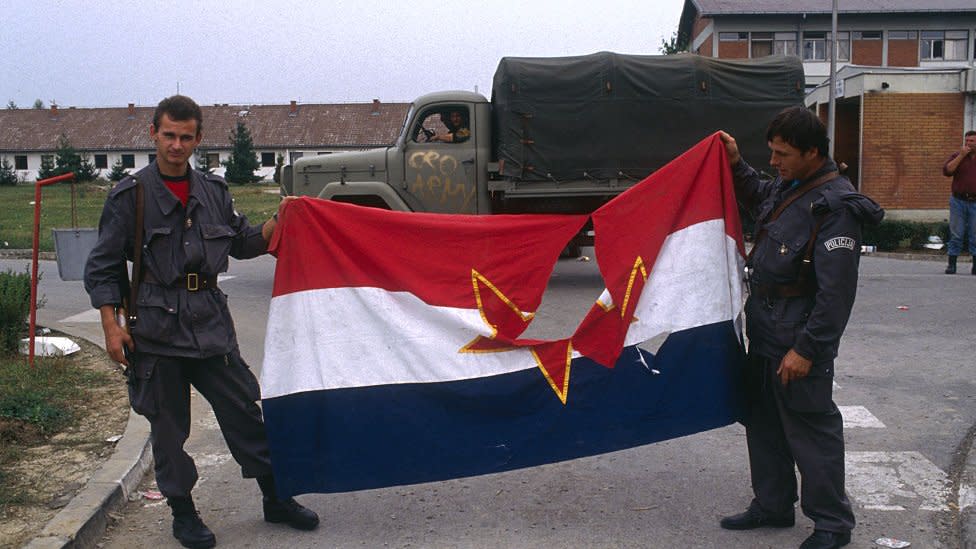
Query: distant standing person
942 130 976 274
84 95 317 549
718 107 883 549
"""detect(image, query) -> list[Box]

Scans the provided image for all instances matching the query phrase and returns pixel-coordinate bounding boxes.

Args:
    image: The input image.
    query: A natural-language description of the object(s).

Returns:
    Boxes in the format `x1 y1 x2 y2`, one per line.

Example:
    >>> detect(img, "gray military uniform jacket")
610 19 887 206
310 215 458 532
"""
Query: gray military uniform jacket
84 162 268 358
733 158 884 366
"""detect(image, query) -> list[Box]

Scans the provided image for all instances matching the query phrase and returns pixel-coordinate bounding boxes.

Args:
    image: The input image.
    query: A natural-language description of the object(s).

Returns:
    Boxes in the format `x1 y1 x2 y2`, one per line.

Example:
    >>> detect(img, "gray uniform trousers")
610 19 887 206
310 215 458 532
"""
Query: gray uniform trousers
128 351 273 498
744 352 855 533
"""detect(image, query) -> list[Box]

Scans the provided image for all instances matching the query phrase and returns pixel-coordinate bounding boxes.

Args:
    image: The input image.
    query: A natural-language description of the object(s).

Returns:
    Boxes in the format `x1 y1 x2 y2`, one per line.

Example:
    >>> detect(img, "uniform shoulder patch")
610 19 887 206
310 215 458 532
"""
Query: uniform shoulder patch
824 236 856 251
203 172 229 189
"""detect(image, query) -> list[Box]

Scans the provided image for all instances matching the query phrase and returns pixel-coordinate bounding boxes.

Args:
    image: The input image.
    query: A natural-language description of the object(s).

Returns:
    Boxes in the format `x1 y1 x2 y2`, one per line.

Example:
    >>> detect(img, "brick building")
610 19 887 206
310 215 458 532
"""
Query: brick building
679 0 976 219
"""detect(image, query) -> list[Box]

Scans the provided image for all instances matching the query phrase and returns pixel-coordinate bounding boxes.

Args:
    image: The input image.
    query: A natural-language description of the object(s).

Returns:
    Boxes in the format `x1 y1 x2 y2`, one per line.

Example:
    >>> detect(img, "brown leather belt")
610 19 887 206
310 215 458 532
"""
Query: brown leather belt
143 271 218 291
953 192 976 202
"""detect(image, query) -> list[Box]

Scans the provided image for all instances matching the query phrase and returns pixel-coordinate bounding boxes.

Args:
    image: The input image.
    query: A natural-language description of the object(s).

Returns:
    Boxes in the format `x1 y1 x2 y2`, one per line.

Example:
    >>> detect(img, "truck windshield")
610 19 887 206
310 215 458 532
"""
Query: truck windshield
399 104 415 143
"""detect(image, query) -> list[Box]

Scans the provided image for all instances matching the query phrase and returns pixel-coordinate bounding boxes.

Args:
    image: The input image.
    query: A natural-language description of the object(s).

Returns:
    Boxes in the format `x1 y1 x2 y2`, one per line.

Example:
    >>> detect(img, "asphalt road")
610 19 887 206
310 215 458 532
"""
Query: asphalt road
7 252 974 549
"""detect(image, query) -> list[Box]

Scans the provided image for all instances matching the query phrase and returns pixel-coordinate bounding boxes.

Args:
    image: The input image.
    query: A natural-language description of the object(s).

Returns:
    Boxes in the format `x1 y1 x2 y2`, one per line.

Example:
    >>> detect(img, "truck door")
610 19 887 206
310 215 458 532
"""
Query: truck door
403 105 478 214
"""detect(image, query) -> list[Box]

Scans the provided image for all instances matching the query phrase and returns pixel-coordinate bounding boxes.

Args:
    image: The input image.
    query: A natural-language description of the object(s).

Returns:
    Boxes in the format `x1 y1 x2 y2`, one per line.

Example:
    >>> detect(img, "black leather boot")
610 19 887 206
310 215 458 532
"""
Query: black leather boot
257 474 320 530
167 496 216 549
719 501 794 530
945 255 957 274
263 496 320 530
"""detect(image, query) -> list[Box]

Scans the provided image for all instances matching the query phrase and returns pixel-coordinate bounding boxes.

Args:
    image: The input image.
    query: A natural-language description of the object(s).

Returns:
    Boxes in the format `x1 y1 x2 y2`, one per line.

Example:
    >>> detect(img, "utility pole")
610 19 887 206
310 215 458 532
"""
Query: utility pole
827 0 838 158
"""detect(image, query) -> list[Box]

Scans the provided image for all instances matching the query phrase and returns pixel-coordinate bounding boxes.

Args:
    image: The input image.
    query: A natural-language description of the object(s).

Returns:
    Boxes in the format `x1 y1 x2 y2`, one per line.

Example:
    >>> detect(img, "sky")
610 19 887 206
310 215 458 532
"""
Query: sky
0 0 685 109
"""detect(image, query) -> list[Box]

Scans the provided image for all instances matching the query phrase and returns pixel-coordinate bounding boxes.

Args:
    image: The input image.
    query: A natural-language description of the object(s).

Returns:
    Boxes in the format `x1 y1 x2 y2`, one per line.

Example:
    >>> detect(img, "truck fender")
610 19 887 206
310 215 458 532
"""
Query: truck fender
317 181 411 211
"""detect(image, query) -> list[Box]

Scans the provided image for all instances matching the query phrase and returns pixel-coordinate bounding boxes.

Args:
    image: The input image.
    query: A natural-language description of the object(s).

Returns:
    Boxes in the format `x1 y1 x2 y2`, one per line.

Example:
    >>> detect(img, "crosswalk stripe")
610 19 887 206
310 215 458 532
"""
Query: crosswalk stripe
846 451 949 511
839 405 885 428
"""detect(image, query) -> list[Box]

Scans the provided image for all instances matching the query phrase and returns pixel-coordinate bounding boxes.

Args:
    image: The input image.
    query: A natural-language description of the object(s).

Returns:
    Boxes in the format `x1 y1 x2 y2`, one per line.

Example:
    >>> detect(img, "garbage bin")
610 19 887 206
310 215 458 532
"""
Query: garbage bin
52 228 98 281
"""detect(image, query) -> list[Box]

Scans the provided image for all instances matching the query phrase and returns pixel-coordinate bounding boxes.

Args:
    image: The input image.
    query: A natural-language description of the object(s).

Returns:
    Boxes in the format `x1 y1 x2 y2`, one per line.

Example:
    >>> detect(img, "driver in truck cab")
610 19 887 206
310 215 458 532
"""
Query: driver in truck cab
432 110 470 143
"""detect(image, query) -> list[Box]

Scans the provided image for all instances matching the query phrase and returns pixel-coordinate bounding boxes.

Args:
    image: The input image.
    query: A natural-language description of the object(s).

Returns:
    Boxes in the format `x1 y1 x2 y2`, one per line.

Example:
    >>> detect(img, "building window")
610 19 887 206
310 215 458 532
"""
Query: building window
14 155 28 170
852 31 882 40
749 32 797 57
121 154 135 169
921 30 969 60
803 32 849 61
94 154 108 169
206 153 220 169
261 152 276 167
773 32 797 55
889 30 918 40
719 32 748 42
289 152 304 164
148 154 156 164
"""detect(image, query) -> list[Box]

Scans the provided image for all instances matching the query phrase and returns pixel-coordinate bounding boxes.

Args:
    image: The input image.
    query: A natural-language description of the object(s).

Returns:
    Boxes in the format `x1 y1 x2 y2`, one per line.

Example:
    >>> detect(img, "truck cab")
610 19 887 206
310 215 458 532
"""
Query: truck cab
284 91 492 214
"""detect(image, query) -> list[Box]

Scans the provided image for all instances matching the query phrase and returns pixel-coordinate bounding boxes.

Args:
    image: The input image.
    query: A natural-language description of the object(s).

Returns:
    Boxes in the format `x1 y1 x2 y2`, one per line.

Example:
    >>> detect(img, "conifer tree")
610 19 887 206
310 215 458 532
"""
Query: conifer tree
222 120 260 184
54 133 81 177
0 157 18 186
107 158 129 182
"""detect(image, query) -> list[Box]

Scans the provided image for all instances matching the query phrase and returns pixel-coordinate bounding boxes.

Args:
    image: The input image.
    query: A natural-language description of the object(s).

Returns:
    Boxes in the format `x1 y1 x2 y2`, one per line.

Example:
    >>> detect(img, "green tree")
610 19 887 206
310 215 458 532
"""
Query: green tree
5 100 16 110
76 152 100 182
660 30 688 55
0 157 18 186
37 155 57 180
107 158 129 182
196 149 214 174
53 133 81 177
33 99 44 110
222 120 260 184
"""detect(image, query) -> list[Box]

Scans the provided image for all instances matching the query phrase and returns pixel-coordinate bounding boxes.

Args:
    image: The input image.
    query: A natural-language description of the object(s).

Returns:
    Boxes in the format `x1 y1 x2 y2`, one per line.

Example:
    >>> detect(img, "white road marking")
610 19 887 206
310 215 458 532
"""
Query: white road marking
846 451 949 511
961 484 975 511
57 275 237 323
839 405 886 428
60 308 101 323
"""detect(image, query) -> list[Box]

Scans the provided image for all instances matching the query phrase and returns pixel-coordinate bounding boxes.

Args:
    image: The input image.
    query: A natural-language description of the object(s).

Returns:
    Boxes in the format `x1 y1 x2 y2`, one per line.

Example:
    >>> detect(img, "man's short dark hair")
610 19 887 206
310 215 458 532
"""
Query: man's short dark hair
153 95 203 134
965 130 976 138
766 106 829 157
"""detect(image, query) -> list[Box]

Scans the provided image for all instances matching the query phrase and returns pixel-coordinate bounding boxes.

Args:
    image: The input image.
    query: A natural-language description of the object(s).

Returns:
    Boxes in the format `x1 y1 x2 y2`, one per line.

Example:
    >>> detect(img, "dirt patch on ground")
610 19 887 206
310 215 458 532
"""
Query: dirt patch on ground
0 335 130 549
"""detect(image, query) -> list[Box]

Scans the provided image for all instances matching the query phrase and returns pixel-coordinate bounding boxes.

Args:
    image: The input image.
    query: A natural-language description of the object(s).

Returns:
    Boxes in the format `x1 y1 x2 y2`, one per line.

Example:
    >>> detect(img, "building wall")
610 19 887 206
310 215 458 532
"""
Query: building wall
860 92 964 209
888 38 920 67
851 39 883 66
697 34 713 56
692 15 713 55
718 40 749 59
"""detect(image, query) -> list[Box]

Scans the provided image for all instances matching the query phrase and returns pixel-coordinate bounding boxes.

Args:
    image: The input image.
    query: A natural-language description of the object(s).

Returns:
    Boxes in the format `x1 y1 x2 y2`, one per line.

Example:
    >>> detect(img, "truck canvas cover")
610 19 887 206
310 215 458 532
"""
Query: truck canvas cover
492 52 805 182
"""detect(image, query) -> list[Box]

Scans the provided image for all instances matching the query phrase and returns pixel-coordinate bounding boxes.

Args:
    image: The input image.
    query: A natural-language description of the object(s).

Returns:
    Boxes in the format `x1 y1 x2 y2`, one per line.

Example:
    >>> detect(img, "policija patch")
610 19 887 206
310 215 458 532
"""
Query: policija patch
824 236 856 252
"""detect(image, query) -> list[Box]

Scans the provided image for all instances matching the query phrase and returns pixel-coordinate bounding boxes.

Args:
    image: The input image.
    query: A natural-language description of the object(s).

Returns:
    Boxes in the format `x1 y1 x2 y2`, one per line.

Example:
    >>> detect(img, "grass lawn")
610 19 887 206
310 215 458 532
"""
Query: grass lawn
0 352 110 506
0 180 283 252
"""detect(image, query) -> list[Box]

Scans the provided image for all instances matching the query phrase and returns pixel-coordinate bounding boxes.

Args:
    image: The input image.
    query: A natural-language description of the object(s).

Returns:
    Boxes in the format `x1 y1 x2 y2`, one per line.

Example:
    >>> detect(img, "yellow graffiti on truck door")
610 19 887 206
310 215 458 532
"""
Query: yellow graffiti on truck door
408 151 476 213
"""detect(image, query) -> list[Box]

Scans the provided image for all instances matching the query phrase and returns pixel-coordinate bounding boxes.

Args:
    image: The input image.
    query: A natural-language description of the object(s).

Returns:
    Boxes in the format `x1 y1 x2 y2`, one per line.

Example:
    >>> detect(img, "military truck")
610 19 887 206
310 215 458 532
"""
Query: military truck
279 52 805 252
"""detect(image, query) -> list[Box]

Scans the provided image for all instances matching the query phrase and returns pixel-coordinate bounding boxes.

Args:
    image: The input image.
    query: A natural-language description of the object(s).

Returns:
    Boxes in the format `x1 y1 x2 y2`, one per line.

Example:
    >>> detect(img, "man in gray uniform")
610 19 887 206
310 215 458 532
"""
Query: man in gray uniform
85 95 317 549
717 107 883 549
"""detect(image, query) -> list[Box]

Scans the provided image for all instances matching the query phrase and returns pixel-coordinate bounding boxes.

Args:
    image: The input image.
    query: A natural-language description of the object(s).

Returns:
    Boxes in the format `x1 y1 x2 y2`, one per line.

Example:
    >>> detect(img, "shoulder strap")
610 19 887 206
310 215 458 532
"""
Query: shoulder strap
746 170 838 264
127 179 145 328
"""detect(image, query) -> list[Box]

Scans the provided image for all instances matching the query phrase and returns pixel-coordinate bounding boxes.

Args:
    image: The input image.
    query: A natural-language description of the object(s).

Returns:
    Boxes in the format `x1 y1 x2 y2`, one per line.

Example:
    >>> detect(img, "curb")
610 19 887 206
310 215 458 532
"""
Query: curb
962 434 976 549
24 413 152 549
22 338 153 548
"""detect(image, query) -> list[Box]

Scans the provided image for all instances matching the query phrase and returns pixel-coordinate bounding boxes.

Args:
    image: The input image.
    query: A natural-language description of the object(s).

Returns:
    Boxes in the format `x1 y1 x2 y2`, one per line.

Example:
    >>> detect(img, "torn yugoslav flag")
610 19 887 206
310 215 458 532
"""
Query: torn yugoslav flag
261 133 747 496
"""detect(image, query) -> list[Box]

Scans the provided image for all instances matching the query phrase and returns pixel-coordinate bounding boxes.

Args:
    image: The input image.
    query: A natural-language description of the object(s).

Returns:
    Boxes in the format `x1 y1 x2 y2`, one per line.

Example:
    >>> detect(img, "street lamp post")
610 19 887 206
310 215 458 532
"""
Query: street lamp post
828 0 838 158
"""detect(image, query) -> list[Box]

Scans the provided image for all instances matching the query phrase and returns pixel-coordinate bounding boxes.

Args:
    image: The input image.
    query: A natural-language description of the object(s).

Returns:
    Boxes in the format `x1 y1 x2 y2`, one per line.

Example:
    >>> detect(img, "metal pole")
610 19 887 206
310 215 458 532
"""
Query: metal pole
29 172 75 366
828 0 838 158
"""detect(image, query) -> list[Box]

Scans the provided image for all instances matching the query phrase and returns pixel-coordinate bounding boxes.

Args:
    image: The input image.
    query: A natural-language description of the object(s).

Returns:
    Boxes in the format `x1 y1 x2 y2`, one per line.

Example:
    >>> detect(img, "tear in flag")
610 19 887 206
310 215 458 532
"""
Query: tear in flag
261 133 746 496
